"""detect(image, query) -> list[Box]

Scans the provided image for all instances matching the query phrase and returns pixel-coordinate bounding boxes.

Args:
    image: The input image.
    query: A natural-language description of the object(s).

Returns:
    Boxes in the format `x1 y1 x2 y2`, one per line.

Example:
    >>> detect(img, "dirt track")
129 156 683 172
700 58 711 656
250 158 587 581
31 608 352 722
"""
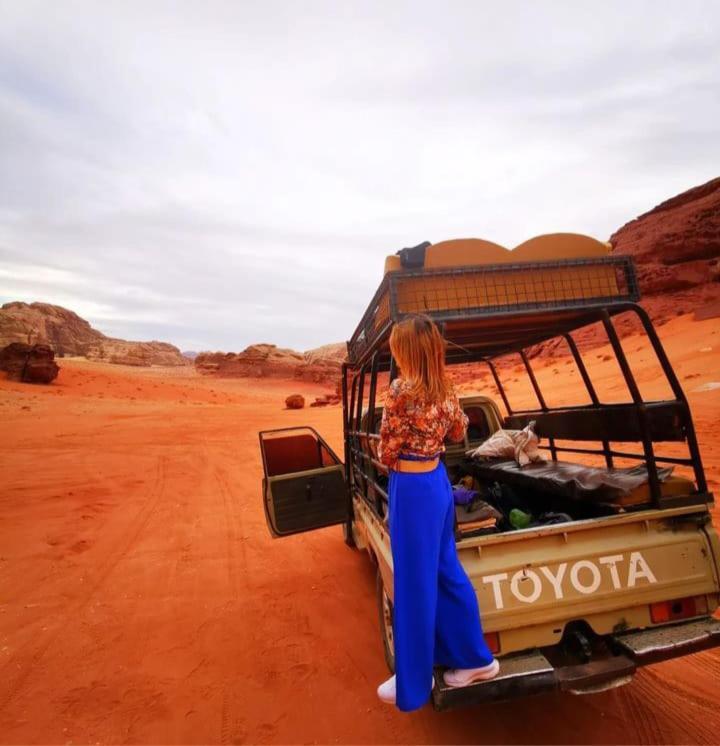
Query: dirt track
1 314 719 744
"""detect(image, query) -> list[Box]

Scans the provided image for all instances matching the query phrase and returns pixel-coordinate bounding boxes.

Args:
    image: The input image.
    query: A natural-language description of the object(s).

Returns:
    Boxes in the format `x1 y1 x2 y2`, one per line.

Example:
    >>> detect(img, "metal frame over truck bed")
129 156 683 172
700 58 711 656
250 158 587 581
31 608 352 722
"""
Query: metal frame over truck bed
342 253 710 514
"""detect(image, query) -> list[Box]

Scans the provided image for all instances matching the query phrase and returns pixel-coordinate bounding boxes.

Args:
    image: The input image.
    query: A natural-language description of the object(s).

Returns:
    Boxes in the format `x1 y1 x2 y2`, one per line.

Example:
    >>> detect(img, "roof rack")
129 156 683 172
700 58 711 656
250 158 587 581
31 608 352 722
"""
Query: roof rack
347 255 639 366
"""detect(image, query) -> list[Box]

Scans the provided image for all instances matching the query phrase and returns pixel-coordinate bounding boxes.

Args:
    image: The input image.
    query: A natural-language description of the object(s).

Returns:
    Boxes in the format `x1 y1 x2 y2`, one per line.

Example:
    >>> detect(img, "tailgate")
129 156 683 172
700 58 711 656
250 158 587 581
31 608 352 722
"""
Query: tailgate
458 506 720 648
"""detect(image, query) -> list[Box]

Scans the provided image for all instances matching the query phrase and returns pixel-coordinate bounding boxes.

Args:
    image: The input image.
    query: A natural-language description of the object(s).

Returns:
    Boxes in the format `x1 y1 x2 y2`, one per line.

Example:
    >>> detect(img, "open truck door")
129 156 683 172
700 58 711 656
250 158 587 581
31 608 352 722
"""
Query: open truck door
259 427 349 538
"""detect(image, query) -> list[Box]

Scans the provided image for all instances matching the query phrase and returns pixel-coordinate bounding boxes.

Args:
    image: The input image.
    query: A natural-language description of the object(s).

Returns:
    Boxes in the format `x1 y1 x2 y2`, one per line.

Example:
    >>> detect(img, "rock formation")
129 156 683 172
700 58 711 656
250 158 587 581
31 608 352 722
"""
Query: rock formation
0 343 59 383
196 344 304 377
0 302 188 367
84 339 187 367
310 393 341 407
196 342 346 384
303 342 347 366
0 302 103 354
610 176 720 320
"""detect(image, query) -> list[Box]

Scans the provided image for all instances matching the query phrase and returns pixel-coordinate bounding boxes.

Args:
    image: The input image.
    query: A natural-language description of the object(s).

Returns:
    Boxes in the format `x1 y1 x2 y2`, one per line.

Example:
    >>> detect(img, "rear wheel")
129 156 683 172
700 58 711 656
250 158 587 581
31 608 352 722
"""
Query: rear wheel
376 570 395 672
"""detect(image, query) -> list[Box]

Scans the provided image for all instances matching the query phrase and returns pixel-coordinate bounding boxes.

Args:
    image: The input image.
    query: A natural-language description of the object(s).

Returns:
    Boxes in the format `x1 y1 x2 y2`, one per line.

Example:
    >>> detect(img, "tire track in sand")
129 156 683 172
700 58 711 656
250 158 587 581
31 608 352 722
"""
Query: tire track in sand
213 457 250 745
633 664 720 743
614 676 670 745
0 455 168 713
215 465 243 601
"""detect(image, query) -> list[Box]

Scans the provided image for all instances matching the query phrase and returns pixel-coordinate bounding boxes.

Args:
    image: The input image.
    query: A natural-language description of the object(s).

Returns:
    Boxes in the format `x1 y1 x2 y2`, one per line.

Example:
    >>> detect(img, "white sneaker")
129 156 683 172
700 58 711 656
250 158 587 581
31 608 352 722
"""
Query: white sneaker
376 674 436 705
442 659 500 688
377 674 396 704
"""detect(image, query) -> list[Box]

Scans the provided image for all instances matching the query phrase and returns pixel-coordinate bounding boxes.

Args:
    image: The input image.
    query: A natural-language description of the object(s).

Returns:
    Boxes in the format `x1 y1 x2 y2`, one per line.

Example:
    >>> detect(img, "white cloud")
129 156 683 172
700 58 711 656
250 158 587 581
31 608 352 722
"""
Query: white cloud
0 0 718 351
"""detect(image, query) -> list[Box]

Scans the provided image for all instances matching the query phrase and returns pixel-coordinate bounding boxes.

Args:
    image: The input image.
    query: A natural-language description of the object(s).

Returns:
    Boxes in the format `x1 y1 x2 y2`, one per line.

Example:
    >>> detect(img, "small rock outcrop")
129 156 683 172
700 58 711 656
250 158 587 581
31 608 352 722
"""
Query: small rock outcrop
285 394 305 409
85 339 188 367
0 343 59 383
196 342 346 384
0 302 188 366
196 344 304 378
310 393 341 407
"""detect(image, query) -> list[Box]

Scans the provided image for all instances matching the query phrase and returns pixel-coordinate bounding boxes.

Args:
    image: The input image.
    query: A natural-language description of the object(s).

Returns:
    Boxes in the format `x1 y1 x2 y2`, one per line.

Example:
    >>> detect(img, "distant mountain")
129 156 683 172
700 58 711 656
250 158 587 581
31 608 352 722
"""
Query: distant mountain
0 302 189 367
182 350 199 360
195 342 346 384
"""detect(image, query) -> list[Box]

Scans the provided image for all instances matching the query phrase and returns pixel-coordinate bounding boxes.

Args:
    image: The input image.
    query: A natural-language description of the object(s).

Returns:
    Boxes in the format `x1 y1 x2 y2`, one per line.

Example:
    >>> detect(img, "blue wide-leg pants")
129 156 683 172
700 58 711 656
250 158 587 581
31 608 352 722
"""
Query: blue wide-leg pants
388 462 494 712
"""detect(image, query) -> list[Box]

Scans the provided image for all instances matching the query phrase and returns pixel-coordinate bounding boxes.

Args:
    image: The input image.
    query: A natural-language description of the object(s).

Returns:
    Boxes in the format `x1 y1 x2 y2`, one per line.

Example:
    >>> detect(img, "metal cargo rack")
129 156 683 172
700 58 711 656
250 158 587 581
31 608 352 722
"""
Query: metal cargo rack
342 251 712 512
347 255 639 367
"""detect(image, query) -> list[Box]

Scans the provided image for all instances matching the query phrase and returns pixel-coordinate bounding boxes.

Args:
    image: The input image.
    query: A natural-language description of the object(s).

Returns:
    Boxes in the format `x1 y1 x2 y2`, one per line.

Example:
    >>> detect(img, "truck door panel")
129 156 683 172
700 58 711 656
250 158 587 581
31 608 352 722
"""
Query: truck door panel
259 427 348 538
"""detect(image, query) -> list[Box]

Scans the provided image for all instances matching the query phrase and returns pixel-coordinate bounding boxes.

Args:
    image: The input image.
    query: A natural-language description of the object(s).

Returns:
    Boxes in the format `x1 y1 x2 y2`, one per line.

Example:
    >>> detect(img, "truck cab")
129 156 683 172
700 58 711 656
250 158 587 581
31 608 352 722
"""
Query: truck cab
259 234 720 710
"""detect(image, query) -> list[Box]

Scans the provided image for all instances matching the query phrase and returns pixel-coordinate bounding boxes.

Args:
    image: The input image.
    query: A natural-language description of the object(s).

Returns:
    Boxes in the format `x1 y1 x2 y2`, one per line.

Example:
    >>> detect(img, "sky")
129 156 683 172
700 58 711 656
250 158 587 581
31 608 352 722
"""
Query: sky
1 1 718 353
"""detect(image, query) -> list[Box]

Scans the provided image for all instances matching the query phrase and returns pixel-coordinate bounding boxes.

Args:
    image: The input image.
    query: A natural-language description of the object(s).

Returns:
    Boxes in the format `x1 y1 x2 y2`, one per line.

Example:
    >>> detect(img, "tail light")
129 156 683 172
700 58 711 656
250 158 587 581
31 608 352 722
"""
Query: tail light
484 631 501 654
650 595 708 624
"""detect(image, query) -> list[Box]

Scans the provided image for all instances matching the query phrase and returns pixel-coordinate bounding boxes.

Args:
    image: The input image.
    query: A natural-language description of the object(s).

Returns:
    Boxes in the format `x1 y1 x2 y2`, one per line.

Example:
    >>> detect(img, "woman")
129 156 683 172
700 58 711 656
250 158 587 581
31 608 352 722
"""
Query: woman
376 315 499 711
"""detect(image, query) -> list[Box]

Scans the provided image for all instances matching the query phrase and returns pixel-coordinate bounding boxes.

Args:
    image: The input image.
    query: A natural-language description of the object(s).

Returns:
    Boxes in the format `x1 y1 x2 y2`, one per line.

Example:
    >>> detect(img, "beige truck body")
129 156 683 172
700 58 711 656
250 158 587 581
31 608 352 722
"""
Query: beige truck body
346 394 720 706
355 495 720 654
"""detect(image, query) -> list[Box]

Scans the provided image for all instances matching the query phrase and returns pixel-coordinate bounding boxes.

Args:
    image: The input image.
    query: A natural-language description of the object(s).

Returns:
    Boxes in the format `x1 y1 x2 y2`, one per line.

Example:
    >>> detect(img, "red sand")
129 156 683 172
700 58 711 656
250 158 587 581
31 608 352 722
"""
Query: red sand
1 314 719 745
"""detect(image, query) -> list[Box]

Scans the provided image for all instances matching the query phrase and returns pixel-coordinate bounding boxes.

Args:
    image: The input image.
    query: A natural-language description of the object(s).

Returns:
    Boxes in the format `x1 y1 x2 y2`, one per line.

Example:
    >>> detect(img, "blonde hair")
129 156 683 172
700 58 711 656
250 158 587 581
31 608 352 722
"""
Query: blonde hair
389 315 452 403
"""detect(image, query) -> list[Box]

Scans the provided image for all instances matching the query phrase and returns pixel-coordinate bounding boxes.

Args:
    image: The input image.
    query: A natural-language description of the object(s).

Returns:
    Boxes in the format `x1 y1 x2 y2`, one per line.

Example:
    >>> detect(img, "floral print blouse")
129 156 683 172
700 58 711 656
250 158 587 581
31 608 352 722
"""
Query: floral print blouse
378 378 469 469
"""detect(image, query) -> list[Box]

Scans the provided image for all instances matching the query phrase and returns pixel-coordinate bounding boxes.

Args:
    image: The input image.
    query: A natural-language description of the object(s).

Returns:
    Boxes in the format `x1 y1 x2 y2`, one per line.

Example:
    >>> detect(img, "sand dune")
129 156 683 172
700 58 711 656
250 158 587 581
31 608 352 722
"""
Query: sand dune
0 313 719 744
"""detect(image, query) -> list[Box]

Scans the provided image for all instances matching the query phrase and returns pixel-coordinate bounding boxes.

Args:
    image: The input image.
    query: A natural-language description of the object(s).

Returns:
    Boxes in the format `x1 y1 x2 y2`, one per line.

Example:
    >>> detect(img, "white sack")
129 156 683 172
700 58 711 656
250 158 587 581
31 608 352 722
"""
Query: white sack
466 420 546 467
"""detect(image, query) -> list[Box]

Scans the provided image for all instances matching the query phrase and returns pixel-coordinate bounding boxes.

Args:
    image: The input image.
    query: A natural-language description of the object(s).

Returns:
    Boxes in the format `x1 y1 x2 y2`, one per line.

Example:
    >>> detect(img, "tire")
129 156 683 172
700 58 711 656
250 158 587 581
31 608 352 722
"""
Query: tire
342 520 357 548
376 569 395 673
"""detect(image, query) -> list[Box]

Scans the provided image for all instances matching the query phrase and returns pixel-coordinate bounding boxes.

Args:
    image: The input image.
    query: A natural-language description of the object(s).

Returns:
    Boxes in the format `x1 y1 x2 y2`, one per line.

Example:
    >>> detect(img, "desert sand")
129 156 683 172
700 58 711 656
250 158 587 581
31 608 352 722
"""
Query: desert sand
1 313 719 745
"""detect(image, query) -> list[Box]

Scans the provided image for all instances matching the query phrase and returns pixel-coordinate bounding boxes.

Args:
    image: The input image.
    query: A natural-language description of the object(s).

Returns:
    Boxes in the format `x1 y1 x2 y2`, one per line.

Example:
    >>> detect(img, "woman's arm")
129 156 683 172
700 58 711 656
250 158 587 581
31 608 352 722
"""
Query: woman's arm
378 380 405 467
446 392 469 443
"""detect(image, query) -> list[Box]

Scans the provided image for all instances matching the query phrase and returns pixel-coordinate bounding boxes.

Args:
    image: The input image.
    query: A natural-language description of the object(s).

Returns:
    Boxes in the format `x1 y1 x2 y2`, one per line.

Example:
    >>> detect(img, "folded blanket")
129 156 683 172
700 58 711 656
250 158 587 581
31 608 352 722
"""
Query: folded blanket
468 459 675 503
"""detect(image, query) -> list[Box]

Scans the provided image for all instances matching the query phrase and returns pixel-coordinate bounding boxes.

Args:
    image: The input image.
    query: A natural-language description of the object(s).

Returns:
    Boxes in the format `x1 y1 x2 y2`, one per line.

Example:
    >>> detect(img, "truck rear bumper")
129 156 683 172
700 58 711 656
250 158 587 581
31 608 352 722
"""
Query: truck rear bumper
432 617 720 711
614 617 720 664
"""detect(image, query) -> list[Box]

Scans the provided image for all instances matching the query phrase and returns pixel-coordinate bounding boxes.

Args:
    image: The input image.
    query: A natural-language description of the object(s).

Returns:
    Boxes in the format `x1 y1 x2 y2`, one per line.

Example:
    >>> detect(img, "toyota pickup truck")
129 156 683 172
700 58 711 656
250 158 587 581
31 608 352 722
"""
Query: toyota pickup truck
259 234 720 710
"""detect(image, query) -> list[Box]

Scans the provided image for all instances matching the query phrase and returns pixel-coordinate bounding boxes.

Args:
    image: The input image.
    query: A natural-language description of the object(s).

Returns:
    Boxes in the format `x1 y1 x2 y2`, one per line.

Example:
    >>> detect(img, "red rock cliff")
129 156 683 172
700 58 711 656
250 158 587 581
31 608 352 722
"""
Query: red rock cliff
610 176 720 299
0 302 188 367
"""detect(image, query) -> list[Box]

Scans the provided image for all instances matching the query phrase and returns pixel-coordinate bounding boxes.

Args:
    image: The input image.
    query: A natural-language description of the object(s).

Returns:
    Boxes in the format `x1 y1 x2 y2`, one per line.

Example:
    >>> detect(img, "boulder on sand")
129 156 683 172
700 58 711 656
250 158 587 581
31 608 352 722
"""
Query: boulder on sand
0 342 59 383
285 394 305 409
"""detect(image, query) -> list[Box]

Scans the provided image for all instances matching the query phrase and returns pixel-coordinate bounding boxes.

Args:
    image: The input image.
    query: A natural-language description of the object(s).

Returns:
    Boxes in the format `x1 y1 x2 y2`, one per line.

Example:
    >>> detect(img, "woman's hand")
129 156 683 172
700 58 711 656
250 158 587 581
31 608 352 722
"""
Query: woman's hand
446 393 469 443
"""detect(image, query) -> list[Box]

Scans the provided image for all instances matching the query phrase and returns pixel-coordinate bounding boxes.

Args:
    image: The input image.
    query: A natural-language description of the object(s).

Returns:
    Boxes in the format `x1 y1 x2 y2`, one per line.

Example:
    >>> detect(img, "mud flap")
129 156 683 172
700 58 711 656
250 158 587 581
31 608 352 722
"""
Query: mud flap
554 655 635 692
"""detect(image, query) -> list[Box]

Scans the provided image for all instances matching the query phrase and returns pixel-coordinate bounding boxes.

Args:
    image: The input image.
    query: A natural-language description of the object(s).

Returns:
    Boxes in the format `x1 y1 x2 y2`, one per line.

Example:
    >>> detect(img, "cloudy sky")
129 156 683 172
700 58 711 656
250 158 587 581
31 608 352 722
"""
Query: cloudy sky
1 1 718 352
